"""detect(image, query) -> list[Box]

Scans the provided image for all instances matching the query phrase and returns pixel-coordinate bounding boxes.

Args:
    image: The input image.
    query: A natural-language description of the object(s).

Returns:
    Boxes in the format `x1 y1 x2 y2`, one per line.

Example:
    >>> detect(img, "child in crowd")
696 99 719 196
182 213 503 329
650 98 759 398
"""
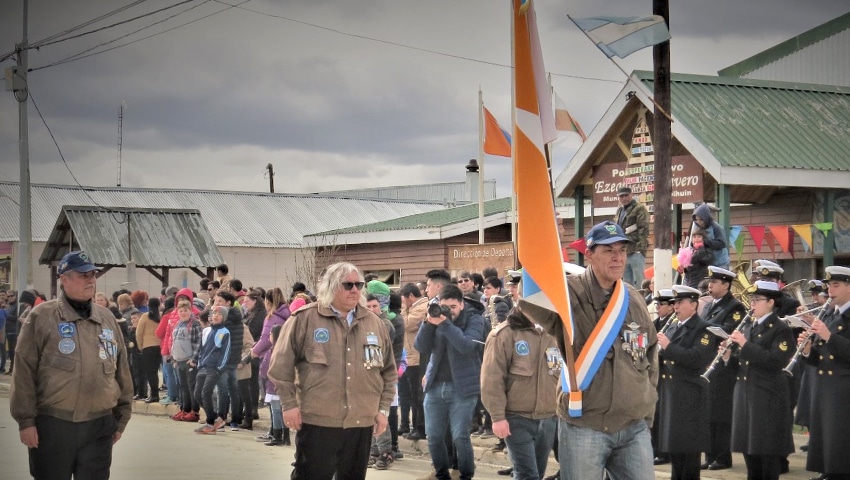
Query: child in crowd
678 228 714 289
193 305 231 435
171 300 202 422
258 324 286 446
369 348 407 470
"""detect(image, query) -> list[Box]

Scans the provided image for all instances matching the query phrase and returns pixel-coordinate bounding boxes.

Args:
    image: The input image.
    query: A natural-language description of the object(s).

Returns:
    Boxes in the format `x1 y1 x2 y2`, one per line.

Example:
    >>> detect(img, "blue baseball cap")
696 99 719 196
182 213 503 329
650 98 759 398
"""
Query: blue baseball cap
58 250 101 275
585 221 631 249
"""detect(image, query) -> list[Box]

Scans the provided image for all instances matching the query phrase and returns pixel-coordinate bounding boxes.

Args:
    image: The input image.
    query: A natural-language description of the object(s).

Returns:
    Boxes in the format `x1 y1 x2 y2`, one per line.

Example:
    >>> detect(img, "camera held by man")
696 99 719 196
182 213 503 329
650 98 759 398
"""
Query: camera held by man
428 303 452 322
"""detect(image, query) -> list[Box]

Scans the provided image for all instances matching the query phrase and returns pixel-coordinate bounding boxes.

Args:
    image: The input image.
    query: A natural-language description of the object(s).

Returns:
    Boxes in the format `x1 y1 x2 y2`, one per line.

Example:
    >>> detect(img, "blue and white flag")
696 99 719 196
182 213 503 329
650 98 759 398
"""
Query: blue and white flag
569 15 670 59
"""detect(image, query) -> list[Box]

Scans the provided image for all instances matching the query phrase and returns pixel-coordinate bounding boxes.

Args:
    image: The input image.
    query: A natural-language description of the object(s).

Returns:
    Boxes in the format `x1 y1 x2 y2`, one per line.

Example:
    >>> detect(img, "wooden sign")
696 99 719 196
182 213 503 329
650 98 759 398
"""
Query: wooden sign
447 242 515 277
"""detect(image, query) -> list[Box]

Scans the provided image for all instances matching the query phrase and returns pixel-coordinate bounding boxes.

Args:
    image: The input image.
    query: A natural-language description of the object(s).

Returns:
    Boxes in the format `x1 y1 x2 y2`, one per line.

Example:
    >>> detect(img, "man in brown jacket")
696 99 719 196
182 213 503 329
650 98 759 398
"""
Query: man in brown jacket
10 250 133 479
268 262 397 480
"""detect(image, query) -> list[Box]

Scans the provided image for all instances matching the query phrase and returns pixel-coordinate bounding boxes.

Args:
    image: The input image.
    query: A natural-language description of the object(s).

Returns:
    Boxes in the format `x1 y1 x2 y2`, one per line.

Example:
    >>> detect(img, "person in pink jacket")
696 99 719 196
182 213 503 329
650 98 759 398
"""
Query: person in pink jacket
156 288 200 405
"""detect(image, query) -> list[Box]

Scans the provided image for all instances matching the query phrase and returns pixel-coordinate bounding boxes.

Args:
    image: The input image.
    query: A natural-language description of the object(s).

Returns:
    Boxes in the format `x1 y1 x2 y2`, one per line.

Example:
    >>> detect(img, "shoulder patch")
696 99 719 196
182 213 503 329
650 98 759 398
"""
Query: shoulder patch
732 311 741 321
515 340 530 356
779 340 788 352
700 334 710 346
314 328 330 343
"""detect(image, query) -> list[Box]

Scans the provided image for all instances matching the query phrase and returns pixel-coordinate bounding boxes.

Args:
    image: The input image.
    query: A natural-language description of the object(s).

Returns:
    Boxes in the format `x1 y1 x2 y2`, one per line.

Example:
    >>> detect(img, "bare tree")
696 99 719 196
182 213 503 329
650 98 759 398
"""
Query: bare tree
290 235 344 293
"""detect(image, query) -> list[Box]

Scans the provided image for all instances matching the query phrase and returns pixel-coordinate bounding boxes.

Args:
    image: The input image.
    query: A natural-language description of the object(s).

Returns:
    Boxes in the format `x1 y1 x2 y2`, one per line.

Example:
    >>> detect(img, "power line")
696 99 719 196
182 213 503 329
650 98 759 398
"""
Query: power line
27 87 126 223
34 0 197 49
0 0 151 63
32 0 214 70
210 0 622 84
30 0 250 72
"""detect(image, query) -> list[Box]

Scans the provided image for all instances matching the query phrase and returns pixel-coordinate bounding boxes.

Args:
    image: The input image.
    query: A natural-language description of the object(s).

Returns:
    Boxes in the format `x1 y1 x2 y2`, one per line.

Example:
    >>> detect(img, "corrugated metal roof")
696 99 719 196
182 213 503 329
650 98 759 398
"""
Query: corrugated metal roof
38 206 225 268
0 183 446 247
636 71 850 171
319 180 497 204
718 12 850 81
311 197 575 236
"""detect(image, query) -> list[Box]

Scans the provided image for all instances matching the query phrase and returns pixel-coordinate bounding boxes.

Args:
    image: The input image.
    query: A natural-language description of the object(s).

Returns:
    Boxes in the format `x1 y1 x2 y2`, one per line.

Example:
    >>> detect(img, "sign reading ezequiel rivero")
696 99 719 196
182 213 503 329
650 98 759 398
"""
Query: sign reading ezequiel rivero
591 155 703 209
448 242 515 277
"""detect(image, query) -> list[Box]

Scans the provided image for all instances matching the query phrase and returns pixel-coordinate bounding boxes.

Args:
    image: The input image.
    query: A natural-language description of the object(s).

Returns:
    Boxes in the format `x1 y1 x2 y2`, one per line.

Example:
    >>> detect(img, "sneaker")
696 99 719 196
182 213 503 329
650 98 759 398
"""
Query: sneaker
182 412 200 422
230 423 240 432
159 396 174 405
374 452 394 470
490 442 506 453
255 433 273 442
170 411 186 421
200 425 217 435
367 456 378 468
213 417 227 431
194 424 214 434
479 429 495 439
144 396 160 404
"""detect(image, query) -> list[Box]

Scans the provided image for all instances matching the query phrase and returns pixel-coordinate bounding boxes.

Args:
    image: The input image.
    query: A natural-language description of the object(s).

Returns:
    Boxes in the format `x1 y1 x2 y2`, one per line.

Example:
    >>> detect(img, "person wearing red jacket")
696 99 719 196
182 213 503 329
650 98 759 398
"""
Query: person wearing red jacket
156 287 200 405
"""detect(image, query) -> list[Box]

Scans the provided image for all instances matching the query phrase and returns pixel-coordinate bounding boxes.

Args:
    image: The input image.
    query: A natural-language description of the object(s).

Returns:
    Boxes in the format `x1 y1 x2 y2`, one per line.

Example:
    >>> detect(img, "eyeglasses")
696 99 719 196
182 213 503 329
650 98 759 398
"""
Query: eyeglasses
459 278 471 283
341 281 365 291
749 297 768 304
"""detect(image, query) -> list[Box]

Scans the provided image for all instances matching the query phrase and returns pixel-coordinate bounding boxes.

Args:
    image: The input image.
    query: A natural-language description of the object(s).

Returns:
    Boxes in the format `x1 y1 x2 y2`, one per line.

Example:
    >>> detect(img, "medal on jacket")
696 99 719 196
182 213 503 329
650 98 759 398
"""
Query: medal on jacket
545 347 563 376
622 322 647 363
364 332 383 369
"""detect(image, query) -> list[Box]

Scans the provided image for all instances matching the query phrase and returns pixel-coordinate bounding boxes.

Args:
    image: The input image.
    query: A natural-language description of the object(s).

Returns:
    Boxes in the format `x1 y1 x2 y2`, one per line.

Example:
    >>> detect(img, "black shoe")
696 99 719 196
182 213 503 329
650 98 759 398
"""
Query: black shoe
490 443 506 453
406 430 425 441
800 443 809 452
708 462 731 471
144 396 159 403
398 426 410 435
497 467 513 476
654 456 671 465
133 394 144 400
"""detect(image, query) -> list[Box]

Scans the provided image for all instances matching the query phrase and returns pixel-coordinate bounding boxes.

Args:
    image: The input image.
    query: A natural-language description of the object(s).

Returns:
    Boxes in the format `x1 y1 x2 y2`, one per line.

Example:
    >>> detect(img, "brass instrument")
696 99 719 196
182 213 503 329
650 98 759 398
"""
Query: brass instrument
701 310 753 382
731 261 753 310
658 313 678 335
779 305 825 325
781 279 808 307
783 297 833 377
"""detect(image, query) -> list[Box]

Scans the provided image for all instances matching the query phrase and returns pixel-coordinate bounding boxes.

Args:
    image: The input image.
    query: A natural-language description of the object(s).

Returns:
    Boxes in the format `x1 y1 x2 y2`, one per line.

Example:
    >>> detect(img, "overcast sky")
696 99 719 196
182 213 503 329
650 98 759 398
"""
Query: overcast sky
1 0 847 199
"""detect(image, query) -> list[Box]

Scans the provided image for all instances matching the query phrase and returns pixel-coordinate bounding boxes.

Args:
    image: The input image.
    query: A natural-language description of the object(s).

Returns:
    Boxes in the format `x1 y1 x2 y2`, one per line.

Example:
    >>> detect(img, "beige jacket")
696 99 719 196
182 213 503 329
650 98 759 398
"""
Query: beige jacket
403 296 428 367
10 292 133 432
481 321 559 422
268 302 397 429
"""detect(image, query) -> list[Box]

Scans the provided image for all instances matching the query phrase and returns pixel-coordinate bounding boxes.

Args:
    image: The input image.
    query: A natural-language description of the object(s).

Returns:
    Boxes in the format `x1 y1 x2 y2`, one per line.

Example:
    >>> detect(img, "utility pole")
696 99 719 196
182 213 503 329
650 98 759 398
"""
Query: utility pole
652 0 673 290
16 0 32 293
266 163 275 193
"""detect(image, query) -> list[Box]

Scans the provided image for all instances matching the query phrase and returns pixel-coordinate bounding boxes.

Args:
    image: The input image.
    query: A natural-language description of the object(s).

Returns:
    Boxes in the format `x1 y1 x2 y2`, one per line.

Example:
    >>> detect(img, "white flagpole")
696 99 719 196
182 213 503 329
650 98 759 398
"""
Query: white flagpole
478 88 485 245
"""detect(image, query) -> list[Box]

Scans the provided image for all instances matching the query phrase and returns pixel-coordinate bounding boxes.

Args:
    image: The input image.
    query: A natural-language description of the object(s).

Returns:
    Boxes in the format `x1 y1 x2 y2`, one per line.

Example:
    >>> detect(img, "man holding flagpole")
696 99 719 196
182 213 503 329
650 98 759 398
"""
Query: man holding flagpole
521 221 658 479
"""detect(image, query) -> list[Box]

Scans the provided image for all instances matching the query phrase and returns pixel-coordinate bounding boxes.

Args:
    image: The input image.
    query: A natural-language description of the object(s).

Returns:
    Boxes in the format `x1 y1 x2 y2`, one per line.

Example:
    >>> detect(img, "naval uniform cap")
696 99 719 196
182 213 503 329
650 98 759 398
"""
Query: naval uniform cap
654 289 675 303
750 280 783 299
808 279 825 293
706 266 736 282
756 264 784 279
825 266 850 283
672 285 701 301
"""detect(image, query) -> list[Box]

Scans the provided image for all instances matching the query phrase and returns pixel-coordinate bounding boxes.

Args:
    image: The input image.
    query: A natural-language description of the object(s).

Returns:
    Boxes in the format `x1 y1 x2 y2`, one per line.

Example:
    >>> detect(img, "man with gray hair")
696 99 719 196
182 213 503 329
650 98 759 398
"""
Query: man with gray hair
269 262 396 480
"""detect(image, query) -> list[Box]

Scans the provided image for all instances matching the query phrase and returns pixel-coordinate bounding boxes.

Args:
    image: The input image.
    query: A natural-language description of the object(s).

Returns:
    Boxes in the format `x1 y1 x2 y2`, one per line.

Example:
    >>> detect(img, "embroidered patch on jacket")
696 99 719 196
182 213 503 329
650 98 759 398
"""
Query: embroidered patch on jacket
314 328 330 343
515 340 530 356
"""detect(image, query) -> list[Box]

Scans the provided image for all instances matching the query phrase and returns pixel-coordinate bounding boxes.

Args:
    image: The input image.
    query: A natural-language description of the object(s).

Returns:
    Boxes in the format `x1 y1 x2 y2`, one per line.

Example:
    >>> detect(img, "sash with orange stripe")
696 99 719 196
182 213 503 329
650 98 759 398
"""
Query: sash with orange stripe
560 279 629 417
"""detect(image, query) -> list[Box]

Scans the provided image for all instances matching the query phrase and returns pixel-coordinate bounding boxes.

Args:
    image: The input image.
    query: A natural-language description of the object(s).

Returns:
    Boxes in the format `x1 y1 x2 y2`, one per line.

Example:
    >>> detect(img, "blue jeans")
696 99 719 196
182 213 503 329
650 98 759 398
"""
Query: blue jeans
162 356 178 399
424 382 478 480
268 399 283 429
216 365 240 421
624 252 645 288
505 415 557 480
558 419 654 480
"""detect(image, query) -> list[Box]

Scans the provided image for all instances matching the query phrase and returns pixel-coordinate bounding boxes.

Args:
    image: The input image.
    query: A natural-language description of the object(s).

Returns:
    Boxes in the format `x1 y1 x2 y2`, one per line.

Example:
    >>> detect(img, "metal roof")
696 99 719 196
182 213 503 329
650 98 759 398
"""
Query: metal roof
718 12 850 84
554 71 850 199
0 183 446 247
318 180 497 204
39 206 225 268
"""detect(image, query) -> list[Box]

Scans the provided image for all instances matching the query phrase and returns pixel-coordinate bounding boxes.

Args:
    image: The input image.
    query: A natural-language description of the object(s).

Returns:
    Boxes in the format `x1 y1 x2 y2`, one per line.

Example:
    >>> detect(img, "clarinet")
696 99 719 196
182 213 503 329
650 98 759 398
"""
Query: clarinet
783 297 833 377
700 310 753 383
658 313 678 335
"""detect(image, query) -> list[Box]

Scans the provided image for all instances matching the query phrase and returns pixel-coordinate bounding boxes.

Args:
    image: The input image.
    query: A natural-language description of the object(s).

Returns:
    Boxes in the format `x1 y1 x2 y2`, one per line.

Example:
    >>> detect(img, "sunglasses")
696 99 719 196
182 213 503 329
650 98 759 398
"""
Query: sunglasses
341 281 365 291
459 278 471 283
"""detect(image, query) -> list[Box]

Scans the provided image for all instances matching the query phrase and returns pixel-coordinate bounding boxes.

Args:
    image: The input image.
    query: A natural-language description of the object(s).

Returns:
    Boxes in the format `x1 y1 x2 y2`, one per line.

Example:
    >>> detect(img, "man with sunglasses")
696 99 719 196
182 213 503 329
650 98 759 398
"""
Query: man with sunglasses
10 250 133 479
268 262 396 480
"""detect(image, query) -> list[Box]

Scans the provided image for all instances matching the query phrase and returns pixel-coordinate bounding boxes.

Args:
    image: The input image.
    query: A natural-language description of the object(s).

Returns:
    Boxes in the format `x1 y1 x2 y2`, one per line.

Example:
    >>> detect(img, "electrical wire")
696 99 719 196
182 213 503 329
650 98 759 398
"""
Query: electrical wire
30 0 250 72
34 0 197 49
33 0 213 70
210 0 621 84
27 87 126 223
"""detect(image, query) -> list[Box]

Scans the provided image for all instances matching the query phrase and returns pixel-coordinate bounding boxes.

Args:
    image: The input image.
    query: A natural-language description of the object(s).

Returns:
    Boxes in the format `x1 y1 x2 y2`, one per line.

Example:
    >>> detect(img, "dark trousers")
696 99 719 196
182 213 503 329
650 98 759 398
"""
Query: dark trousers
670 452 701 480
30 414 116 480
130 351 144 396
175 360 199 413
403 365 425 434
291 423 373 480
141 347 161 398
706 421 732 466
6 333 17 372
743 453 781 480
216 365 239 421
249 358 261 415
194 367 222 424
398 370 411 429
236 378 251 424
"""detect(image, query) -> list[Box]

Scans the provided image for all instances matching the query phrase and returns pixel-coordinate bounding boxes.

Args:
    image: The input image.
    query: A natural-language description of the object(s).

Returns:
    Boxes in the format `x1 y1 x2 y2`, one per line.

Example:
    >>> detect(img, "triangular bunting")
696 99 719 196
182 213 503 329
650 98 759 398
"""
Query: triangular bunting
768 226 791 254
814 222 833 235
567 238 587 255
734 230 746 261
728 226 742 250
747 226 765 252
765 230 776 254
792 224 813 253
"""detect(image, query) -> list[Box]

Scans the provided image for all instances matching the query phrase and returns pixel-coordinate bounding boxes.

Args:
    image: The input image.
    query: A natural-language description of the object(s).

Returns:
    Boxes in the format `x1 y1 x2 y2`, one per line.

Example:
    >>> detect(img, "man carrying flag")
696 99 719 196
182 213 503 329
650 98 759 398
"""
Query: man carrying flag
521 221 658 479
